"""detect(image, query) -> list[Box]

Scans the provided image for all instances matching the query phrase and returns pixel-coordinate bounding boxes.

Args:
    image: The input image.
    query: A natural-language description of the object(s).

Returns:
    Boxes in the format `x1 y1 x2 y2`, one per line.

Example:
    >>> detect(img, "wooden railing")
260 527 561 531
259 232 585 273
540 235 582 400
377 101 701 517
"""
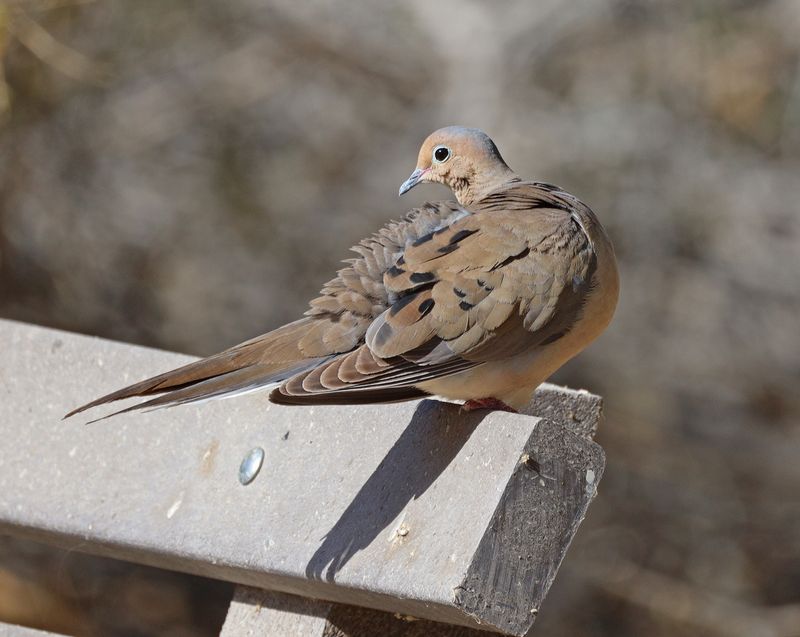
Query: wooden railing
0 319 605 636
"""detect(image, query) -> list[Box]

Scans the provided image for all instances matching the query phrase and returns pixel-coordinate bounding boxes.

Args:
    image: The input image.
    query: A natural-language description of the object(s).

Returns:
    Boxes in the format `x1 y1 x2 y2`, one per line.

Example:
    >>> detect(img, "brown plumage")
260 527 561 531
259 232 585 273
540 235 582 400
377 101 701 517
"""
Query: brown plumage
66 126 619 420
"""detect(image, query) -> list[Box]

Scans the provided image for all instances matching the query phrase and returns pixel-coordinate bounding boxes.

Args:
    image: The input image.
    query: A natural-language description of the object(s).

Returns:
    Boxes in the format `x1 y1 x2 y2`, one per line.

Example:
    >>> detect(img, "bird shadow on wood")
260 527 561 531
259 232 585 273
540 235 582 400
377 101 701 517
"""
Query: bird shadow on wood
304 399 486 582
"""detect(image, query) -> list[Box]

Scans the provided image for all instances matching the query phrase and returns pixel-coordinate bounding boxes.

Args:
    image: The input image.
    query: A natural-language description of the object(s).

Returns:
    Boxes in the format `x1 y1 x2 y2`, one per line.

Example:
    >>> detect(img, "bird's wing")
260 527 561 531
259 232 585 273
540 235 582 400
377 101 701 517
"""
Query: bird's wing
271 183 597 405
65 201 466 419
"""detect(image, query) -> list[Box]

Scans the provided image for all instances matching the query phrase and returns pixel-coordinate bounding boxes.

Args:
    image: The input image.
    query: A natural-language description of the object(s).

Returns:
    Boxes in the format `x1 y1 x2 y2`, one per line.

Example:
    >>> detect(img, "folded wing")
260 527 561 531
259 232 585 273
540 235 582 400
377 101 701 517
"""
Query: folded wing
271 183 597 404
67 184 596 417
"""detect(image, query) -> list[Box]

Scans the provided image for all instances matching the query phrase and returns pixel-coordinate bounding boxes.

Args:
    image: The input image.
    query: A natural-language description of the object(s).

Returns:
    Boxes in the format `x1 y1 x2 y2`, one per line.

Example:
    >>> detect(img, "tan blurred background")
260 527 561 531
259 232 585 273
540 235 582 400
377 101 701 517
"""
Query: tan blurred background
1 0 799 635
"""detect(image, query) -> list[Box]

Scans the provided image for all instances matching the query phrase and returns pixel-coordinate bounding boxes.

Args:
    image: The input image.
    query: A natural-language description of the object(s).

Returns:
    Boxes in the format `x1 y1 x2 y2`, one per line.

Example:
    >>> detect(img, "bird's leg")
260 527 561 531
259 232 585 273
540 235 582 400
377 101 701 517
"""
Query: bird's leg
461 398 518 413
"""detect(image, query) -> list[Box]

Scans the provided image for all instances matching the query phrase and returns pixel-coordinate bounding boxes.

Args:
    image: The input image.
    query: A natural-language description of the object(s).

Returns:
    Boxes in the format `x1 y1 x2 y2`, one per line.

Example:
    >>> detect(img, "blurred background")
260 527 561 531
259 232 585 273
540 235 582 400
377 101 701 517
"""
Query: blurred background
1 0 799 635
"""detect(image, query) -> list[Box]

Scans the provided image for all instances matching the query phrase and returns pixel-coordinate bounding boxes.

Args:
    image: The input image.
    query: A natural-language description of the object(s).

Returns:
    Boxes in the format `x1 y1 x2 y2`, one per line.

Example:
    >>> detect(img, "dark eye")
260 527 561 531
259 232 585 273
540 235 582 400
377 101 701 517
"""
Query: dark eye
433 146 450 163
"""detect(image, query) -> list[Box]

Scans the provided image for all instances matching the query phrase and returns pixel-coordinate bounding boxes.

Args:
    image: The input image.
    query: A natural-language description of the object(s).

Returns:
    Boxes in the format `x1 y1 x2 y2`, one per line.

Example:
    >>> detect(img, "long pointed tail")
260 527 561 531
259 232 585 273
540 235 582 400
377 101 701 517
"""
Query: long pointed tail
64 319 324 419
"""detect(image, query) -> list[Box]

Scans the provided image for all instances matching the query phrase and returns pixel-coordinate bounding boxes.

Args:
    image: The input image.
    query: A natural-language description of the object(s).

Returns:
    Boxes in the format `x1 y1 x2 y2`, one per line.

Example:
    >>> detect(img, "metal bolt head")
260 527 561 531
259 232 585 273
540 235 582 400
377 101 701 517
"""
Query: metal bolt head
239 447 265 485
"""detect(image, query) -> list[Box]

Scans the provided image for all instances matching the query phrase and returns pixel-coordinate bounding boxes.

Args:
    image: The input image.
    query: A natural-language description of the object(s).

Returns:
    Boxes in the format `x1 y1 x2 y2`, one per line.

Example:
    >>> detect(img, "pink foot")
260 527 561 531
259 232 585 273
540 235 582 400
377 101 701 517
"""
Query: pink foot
461 398 518 413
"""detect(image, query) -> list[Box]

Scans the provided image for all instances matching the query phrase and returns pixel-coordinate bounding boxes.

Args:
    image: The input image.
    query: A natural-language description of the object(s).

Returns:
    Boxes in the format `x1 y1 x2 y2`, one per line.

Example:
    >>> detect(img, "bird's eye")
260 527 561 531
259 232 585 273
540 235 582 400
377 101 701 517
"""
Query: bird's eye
433 146 451 163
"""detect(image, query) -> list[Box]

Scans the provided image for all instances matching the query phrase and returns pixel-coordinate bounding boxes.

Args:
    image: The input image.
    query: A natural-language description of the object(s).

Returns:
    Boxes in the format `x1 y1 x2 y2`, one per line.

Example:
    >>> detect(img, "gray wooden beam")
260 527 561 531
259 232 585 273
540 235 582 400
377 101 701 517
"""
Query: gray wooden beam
0 624 67 637
220 588 333 636
221 586 495 637
0 319 604 636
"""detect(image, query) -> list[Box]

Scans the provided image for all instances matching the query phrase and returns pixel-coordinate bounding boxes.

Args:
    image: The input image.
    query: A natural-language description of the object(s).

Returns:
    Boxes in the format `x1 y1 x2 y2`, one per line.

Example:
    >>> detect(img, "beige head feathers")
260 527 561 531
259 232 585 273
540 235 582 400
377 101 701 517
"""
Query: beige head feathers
399 126 518 206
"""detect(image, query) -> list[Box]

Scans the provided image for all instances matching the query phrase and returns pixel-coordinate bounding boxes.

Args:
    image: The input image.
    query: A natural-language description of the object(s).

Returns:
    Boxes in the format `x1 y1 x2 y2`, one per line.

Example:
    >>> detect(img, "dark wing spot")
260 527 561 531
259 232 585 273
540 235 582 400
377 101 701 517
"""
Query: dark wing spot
453 288 467 298
447 228 478 244
387 265 405 278
437 243 459 255
491 247 531 270
412 233 434 247
388 281 437 317
396 255 406 266
410 272 436 284
459 301 474 311
418 298 435 316
389 292 420 317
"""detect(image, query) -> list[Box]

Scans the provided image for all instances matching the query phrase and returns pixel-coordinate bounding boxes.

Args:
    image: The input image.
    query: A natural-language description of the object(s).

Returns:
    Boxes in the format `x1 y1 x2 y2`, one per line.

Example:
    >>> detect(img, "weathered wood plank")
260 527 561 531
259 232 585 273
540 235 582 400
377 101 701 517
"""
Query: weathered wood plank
0 623 66 637
0 319 604 635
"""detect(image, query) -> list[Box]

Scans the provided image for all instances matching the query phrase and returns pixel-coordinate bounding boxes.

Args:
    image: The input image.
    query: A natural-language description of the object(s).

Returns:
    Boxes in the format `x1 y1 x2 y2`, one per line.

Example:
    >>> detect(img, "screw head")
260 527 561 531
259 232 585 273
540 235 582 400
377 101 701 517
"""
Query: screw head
239 447 265 485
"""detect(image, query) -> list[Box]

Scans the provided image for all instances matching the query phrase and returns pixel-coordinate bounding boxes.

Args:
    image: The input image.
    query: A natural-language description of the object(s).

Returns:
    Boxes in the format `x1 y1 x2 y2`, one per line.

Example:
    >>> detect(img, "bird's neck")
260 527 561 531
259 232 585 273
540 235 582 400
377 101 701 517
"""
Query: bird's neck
453 165 520 207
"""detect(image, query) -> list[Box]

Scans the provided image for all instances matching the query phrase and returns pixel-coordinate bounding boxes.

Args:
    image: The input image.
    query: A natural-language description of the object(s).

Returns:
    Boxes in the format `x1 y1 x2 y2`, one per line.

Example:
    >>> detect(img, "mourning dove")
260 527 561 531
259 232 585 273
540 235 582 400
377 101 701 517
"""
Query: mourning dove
66 126 618 419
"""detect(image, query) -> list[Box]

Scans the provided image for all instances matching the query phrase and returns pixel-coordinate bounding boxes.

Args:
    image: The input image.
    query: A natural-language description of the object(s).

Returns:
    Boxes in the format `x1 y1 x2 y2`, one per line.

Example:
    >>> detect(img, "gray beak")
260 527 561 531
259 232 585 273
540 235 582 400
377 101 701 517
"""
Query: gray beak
399 168 427 196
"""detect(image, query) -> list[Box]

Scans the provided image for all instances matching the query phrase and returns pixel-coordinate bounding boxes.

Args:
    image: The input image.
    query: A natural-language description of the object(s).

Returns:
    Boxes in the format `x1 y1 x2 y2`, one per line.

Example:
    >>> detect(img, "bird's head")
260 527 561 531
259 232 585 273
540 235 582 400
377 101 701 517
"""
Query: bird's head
399 126 517 206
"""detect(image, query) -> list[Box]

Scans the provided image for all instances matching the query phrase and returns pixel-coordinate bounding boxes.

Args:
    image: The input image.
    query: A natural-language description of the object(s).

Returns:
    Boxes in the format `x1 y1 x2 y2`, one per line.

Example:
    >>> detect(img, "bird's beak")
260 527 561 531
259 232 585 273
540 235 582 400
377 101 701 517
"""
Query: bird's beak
399 168 428 196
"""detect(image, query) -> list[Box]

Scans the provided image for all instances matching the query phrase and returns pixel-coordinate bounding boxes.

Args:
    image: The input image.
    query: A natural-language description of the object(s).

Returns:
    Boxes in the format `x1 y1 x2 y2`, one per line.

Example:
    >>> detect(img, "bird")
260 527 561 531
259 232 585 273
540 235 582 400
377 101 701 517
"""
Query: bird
65 126 619 421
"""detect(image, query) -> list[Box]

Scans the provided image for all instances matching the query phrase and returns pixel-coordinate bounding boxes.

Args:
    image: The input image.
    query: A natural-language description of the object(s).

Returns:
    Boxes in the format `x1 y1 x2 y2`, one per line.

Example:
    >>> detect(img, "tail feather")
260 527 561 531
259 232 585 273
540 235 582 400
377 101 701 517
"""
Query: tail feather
64 319 319 419
84 358 328 423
